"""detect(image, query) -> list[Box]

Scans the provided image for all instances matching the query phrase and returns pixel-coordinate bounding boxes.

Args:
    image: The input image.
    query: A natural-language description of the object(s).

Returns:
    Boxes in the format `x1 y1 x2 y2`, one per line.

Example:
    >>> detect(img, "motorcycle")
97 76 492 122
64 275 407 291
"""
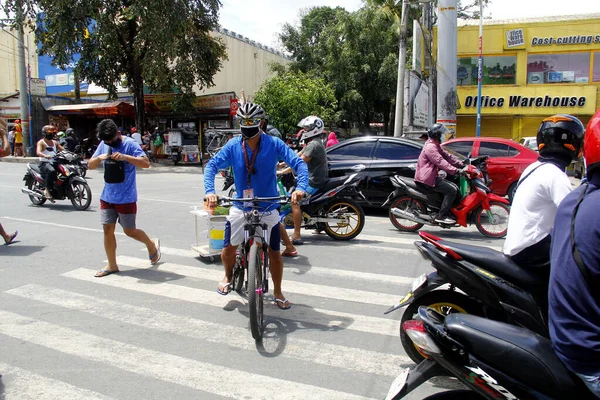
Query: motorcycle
383 157 510 238
279 173 367 240
387 231 549 364
170 144 182 165
21 151 92 211
385 306 595 400
64 150 88 177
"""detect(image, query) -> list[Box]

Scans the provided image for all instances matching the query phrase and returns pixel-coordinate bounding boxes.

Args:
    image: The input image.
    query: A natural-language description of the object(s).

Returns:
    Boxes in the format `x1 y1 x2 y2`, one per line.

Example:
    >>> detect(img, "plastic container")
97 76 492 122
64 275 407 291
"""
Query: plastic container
209 216 227 250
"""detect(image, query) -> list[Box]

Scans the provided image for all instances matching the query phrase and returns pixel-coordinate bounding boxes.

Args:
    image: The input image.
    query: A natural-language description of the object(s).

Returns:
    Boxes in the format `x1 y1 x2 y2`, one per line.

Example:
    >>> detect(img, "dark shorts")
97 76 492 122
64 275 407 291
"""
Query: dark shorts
100 200 137 229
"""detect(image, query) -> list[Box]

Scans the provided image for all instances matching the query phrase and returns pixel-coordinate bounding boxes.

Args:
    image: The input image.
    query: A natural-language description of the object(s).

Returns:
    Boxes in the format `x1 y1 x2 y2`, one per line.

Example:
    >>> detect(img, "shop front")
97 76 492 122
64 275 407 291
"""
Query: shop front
456 14 600 139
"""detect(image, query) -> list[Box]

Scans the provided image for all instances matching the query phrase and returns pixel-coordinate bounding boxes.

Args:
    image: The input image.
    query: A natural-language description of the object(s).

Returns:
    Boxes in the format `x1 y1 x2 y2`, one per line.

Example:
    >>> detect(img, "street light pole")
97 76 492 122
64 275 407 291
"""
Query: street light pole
16 5 31 154
393 0 409 138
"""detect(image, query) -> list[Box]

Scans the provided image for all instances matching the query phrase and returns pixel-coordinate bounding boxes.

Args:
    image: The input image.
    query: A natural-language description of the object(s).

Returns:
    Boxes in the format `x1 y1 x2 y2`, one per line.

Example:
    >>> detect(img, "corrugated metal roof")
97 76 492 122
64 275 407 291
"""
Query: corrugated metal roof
458 13 600 26
45 101 131 112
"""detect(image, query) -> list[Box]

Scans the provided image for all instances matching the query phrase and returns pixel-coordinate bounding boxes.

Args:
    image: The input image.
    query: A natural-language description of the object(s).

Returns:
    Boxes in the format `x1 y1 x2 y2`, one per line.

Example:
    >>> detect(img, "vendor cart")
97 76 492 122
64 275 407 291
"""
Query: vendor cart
190 205 228 262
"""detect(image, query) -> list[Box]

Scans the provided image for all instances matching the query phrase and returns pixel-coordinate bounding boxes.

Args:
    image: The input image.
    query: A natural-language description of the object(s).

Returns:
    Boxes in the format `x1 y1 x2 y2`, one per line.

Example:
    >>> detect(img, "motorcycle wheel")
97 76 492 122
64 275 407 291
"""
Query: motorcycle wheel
322 198 365 240
389 197 425 232
400 290 482 364
474 202 510 238
27 180 46 206
70 182 92 210
423 390 484 399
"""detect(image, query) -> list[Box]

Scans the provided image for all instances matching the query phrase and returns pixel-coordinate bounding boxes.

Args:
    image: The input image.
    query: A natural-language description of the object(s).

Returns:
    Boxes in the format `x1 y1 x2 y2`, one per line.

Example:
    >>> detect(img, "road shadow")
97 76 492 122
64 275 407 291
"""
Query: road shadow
26 203 96 213
0 373 4 400
117 266 185 284
281 255 312 276
0 244 45 256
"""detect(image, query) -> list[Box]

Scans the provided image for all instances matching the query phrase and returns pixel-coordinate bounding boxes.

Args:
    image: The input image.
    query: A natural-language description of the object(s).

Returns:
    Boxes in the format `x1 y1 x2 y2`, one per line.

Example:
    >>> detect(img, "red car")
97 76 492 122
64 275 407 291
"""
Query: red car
442 137 539 202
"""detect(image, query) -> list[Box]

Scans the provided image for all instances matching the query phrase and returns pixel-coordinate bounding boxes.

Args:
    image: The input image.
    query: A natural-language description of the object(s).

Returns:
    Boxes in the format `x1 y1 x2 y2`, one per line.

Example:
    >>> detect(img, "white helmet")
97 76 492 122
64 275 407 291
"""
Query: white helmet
236 102 265 128
299 116 324 141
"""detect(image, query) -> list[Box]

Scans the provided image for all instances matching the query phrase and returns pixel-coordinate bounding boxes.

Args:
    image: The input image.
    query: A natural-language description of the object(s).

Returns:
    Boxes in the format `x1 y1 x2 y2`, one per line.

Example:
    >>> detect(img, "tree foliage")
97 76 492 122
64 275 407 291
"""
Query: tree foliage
3 0 228 130
253 70 337 138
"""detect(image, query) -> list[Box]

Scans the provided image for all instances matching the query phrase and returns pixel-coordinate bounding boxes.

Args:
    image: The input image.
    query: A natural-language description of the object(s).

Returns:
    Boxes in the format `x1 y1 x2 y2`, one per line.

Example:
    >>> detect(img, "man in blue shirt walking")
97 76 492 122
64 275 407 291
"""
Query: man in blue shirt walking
89 119 161 277
204 102 308 309
549 109 600 397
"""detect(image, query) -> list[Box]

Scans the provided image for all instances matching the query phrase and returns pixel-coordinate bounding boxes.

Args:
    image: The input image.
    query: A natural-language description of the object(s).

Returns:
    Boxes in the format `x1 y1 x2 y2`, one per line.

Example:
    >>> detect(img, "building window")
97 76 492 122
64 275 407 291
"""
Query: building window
594 52 600 82
457 56 516 86
527 53 590 84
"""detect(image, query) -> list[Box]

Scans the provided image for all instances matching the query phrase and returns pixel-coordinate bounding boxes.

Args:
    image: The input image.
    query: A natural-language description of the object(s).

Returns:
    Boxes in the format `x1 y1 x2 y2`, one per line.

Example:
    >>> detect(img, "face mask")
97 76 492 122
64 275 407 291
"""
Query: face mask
45 132 56 139
107 138 122 148
241 126 259 139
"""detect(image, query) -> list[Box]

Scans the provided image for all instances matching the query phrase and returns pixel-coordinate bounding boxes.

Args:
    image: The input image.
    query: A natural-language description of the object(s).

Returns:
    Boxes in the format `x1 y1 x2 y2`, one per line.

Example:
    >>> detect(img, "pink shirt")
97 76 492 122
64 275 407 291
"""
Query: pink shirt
414 139 463 187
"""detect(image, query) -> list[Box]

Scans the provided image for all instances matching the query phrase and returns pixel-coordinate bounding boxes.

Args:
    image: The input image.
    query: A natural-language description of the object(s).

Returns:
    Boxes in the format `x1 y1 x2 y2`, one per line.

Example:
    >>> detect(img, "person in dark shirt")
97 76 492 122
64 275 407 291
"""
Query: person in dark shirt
548 109 600 398
62 128 80 152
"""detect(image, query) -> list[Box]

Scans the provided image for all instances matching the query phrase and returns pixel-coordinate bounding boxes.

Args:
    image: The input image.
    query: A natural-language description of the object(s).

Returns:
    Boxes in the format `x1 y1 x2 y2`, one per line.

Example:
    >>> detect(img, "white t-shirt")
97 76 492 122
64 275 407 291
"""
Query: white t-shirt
132 132 142 145
503 161 573 256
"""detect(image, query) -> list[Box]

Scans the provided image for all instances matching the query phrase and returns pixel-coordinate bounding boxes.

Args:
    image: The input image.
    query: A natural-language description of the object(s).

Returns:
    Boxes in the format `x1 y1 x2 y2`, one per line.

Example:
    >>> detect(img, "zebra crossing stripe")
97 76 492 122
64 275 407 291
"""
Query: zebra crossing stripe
0 310 379 400
61 268 400 337
7 284 411 377
0 361 117 400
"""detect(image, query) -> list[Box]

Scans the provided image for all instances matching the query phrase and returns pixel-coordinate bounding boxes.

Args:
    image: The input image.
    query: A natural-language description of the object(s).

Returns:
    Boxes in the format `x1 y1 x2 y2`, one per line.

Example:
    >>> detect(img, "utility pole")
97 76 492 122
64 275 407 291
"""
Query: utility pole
475 0 484 137
436 0 458 133
16 2 31 154
394 0 410 138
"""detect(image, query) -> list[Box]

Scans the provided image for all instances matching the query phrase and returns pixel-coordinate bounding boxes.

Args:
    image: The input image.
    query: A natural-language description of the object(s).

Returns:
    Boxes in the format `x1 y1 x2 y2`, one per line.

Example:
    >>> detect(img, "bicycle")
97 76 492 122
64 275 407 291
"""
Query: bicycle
214 195 290 340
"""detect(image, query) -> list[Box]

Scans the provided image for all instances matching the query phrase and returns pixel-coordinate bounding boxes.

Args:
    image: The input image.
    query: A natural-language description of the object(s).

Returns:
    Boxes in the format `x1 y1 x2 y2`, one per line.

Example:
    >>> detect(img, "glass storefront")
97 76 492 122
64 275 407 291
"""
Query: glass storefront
527 52 590 84
594 52 600 83
457 56 517 86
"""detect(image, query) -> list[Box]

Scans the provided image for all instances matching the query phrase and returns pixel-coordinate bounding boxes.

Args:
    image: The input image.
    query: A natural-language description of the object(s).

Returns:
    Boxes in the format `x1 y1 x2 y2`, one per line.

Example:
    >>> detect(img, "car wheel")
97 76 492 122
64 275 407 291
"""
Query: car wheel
507 182 518 204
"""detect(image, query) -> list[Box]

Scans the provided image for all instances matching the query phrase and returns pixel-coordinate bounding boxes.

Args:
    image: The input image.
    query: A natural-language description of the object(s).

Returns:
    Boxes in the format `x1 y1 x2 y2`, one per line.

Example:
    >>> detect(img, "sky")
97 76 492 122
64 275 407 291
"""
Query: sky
218 0 600 49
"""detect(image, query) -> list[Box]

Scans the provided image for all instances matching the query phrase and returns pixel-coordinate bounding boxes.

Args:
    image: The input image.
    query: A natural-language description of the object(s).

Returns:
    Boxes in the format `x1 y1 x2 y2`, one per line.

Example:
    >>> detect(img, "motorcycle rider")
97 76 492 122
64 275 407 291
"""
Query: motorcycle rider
414 123 466 224
61 128 79 152
503 114 584 269
204 102 308 309
548 109 600 398
36 125 64 201
278 116 329 253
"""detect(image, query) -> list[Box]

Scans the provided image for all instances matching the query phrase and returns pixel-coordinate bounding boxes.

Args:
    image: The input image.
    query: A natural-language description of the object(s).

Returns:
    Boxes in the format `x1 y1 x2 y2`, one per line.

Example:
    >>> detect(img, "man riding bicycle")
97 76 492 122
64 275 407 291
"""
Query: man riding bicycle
204 102 309 310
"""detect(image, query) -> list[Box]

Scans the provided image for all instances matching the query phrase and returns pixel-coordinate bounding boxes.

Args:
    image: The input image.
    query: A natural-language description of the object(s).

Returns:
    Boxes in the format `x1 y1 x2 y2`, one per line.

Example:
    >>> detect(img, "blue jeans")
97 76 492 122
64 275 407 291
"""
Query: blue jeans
576 373 600 398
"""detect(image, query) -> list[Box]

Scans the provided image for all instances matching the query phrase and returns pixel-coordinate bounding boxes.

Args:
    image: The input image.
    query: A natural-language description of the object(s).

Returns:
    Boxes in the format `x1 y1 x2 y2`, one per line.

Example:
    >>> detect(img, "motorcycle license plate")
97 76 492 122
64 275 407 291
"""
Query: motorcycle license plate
411 273 427 292
385 368 410 400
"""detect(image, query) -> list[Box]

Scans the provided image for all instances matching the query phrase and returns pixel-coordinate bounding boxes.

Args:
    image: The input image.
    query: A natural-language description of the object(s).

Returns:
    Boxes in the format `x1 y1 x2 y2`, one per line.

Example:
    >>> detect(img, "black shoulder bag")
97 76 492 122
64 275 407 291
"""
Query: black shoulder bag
104 147 125 184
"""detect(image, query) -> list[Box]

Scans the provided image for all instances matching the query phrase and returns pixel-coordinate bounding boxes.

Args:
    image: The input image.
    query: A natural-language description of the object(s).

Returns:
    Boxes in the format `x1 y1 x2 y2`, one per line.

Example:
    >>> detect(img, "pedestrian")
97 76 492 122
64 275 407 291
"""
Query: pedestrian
7 127 15 156
326 131 339 148
131 127 142 145
13 119 24 157
204 102 308 309
88 119 161 277
0 128 18 244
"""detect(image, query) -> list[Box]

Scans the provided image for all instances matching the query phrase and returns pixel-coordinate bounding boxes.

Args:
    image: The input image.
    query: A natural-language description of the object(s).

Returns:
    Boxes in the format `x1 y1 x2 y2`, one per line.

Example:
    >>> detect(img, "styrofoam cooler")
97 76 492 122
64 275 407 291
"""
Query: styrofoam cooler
208 216 227 250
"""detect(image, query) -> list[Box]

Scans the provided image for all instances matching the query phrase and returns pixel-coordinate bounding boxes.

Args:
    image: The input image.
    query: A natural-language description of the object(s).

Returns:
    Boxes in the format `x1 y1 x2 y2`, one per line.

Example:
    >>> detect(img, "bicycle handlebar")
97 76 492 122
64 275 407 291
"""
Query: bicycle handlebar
204 195 290 205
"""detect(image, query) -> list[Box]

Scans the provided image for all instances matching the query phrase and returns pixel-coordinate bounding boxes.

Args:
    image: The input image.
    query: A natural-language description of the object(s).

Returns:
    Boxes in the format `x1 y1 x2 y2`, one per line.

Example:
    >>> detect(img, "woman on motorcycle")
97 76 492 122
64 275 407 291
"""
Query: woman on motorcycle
414 123 466 224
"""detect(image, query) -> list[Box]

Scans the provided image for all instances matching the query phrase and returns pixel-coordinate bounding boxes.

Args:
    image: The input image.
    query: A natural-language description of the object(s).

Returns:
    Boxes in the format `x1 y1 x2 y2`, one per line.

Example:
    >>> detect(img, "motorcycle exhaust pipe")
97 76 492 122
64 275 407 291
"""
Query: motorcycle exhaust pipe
391 208 428 224
21 188 44 199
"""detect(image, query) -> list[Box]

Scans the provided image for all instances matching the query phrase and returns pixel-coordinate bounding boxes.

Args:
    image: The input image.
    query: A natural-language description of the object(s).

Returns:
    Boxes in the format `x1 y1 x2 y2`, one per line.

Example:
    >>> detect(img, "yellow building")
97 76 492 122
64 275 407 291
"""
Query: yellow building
456 13 600 139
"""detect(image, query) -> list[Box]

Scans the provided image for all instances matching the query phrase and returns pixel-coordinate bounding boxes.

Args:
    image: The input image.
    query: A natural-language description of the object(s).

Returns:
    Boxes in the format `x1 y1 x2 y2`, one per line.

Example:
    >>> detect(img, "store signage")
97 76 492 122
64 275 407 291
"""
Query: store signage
229 98 239 116
30 78 47 96
463 95 586 109
505 29 525 48
531 34 600 46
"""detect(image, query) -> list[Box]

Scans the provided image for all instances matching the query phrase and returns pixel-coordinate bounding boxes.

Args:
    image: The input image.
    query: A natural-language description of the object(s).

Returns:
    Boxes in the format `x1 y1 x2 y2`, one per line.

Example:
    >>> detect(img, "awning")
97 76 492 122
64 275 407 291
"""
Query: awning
45 101 135 118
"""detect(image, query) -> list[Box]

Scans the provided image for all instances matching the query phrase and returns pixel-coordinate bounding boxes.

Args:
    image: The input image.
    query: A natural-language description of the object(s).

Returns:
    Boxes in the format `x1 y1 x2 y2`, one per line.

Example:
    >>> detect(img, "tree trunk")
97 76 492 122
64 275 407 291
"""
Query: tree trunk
74 71 81 103
132 71 145 132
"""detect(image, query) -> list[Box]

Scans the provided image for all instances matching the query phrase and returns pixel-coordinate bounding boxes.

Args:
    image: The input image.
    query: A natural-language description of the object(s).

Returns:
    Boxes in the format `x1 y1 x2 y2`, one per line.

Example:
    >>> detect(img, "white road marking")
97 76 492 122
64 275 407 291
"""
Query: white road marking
0 361 117 400
0 310 378 400
7 284 410 377
62 268 400 337
151 246 415 285
116 255 400 306
357 233 503 251
0 217 126 236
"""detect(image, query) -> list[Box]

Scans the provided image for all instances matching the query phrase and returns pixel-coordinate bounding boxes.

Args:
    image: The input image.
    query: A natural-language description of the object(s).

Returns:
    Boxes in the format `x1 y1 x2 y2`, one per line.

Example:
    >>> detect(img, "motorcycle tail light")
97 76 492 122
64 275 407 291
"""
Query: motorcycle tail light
403 320 440 356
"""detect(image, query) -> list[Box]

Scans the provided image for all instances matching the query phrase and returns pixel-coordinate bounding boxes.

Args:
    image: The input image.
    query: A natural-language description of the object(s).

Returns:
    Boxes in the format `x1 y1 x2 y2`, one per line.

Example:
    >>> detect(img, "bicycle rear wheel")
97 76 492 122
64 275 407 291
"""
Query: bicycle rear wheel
248 244 264 340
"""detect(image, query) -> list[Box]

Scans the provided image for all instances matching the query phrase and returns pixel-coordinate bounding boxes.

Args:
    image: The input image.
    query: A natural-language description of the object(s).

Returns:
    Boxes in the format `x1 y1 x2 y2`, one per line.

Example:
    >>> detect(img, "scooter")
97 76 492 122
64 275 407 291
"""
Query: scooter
279 173 367 240
383 158 510 238
21 151 92 211
170 144 182 165
385 306 595 400
386 231 549 364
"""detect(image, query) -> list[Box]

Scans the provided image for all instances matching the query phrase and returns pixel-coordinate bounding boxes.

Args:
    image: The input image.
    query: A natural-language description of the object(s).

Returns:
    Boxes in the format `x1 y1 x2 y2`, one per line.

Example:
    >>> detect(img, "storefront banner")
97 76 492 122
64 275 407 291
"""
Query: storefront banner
505 29 525 48
229 98 239 116
145 92 236 113
457 85 597 115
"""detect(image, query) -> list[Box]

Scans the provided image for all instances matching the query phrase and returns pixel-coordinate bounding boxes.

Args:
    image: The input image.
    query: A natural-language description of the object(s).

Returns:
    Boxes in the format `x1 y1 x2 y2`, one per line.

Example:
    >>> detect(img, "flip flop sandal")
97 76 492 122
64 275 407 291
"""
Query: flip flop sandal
290 236 304 245
95 269 119 278
216 282 232 296
4 231 18 245
149 239 161 265
281 250 298 257
273 298 291 310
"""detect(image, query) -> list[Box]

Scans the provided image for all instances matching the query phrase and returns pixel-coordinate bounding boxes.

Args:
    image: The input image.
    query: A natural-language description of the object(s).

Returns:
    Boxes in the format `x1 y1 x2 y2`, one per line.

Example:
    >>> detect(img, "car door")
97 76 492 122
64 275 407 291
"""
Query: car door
475 141 519 196
326 139 375 178
368 140 422 205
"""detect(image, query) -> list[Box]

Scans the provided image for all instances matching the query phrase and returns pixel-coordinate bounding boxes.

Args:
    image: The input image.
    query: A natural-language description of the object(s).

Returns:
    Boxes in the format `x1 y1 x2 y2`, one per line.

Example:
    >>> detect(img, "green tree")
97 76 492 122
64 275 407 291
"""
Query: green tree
253 70 337 138
3 0 227 130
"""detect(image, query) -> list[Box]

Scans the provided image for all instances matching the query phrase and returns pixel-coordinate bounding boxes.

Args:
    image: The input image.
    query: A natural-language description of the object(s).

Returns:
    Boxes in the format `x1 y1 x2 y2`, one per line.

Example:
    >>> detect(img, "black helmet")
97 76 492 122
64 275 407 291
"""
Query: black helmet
536 114 584 161
66 128 75 136
427 123 450 141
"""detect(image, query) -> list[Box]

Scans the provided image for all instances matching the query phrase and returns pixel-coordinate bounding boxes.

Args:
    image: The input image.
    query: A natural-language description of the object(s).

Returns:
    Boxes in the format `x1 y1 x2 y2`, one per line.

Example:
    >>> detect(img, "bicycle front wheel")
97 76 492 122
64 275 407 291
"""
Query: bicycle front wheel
248 244 264 341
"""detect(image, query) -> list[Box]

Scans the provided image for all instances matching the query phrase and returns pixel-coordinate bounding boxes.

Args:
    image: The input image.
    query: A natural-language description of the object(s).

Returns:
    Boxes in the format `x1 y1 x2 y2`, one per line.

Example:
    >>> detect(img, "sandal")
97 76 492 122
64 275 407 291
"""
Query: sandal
149 239 161 265
95 268 119 278
281 250 298 257
4 231 18 245
274 298 291 310
216 282 231 296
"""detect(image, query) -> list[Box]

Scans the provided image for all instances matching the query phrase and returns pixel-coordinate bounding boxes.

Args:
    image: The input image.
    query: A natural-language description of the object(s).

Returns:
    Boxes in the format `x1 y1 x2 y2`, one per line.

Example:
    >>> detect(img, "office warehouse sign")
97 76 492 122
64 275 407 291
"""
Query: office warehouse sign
457 86 597 115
